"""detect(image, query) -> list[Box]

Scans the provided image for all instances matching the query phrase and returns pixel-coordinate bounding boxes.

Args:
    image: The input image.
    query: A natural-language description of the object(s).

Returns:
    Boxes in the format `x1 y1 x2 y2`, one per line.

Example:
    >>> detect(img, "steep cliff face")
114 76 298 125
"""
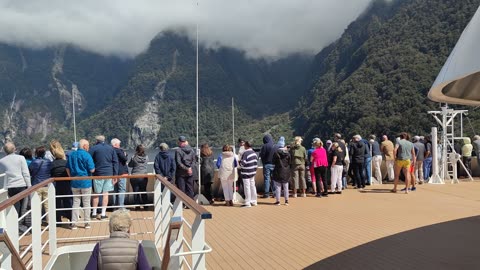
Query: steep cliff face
129 49 178 148
0 32 311 148
0 44 132 147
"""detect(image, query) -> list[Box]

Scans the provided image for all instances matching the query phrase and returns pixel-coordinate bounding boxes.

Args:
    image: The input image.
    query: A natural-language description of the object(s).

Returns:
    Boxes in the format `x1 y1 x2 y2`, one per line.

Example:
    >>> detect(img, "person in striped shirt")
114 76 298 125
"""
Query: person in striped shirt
240 141 258 208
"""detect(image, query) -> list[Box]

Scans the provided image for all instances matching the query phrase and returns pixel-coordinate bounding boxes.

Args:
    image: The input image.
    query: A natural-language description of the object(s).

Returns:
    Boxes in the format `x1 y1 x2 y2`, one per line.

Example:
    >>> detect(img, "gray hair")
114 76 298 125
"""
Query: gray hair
79 139 89 149
474 135 480 141
353 135 362 141
3 142 15 154
111 138 121 146
109 210 132 233
159 143 169 151
96 135 106 143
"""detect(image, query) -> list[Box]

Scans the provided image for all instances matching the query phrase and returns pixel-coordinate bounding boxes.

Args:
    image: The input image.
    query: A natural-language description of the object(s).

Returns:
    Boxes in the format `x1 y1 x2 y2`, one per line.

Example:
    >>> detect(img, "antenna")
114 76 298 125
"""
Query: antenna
72 87 77 143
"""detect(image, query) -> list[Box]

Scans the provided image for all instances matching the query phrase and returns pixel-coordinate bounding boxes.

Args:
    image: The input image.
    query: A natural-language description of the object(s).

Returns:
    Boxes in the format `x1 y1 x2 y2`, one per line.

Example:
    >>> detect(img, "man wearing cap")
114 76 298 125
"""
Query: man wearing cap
89 135 118 219
175 136 196 199
111 138 128 208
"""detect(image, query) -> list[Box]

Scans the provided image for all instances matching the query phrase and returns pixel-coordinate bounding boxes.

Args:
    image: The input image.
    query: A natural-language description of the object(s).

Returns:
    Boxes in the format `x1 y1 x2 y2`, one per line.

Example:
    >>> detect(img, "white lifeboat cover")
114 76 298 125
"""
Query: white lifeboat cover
428 5 480 106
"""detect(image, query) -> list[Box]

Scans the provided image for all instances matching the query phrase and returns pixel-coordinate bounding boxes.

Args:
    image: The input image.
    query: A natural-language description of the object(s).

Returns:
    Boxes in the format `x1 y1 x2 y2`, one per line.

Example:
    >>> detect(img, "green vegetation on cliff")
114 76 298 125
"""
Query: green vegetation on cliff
294 0 480 142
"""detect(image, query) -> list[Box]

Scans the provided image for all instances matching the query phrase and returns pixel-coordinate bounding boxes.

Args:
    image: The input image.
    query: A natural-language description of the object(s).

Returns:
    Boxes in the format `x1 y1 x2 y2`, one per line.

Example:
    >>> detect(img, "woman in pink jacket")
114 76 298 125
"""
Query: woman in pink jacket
310 139 329 197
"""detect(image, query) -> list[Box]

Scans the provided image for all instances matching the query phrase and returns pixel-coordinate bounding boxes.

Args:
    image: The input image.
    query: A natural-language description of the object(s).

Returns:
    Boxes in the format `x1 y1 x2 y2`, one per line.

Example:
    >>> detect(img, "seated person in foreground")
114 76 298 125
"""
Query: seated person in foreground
85 210 151 270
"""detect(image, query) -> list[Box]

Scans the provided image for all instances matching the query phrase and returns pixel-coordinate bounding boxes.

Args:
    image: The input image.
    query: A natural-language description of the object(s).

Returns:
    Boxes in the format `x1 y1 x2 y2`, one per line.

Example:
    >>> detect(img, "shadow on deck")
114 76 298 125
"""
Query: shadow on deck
305 215 480 270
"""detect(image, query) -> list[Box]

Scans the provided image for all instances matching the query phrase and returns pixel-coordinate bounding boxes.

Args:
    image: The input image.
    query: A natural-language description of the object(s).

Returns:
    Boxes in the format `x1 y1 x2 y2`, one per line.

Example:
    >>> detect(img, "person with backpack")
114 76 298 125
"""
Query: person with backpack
200 144 215 204
273 138 291 205
217 145 237 206
175 136 196 199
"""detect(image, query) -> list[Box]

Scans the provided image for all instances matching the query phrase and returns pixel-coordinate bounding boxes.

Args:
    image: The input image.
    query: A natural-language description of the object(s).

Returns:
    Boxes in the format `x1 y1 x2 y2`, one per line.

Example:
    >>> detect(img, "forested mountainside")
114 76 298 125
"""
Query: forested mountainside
79 33 309 148
2 0 480 149
294 0 480 142
0 33 309 148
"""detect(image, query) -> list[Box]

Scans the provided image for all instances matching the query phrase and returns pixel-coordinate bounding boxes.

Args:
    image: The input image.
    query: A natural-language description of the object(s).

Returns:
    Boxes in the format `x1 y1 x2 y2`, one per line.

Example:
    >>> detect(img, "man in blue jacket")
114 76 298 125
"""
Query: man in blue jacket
29 146 52 222
154 143 176 184
259 134 277 198
66 139 95 229
89 135 118 220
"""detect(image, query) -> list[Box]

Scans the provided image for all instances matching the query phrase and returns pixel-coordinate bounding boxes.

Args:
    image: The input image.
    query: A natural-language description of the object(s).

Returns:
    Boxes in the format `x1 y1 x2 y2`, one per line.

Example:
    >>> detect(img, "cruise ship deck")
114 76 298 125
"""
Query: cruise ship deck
20 179 480 270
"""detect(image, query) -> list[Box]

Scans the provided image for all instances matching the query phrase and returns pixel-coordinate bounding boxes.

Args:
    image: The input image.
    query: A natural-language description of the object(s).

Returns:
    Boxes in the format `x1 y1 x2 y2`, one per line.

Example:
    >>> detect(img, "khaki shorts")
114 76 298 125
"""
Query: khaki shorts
395 159 411 169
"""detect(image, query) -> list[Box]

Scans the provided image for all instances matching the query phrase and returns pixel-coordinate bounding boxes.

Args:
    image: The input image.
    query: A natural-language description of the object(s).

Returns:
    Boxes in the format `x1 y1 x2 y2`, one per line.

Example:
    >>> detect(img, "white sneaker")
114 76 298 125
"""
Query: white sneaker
301 193 306 197
293 193 297 198
241 204 251 208
251 202 257 206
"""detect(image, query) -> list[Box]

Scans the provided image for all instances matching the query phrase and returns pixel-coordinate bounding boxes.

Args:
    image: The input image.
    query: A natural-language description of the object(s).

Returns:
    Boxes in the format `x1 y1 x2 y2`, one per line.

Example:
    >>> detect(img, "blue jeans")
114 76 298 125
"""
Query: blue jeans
423 157 433 181
113 178 126 207
263 164 275 195
364 157 372 184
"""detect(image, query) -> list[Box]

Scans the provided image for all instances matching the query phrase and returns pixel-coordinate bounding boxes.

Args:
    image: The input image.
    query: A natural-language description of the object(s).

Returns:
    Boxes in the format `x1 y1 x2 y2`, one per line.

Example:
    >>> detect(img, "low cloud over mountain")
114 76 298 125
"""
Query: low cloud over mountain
0 0 374 58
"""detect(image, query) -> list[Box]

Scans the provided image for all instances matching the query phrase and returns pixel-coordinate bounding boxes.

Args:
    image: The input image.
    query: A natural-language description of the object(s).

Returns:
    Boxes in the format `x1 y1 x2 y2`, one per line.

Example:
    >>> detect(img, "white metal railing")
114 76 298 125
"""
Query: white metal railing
155 179 212 270
0 172 212 270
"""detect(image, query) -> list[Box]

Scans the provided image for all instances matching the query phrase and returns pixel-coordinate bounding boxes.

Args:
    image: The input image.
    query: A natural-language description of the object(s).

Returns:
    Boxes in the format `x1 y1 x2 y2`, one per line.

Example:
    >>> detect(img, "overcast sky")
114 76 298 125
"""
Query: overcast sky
0 0 375 59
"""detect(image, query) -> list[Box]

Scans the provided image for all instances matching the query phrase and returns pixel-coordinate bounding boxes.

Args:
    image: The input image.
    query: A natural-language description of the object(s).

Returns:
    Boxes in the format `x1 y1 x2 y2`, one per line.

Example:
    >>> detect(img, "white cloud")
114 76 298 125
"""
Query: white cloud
0 0 373 58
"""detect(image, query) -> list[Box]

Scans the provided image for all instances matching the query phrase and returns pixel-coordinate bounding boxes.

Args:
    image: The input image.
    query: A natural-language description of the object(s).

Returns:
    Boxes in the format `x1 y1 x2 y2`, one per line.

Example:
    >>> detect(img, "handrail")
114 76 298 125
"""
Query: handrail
52 174 153 181
155 175 212 220
0 228 27 270
0 174 153 212
0 178 54 212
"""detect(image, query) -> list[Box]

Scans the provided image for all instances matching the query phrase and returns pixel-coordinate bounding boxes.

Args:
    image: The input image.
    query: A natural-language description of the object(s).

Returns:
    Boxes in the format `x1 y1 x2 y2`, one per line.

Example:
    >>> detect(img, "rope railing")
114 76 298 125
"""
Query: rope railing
0 173 212 270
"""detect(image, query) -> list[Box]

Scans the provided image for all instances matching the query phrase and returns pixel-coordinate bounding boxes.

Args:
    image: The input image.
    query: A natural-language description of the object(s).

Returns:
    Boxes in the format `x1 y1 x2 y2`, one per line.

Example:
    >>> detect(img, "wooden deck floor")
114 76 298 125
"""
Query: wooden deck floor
30 181 480 269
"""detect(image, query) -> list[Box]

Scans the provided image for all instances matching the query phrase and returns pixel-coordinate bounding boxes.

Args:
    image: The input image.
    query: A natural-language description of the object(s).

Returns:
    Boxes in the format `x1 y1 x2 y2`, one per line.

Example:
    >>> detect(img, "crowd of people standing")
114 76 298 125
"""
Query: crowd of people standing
1 131 479 230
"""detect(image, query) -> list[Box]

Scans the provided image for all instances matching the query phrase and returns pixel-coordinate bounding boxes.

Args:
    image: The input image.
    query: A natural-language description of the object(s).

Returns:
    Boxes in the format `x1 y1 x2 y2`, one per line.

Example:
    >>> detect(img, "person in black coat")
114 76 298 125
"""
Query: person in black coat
272 137 291 206
200 144 215 204
49 140 72 223
154 143 176 182
154 143 176 203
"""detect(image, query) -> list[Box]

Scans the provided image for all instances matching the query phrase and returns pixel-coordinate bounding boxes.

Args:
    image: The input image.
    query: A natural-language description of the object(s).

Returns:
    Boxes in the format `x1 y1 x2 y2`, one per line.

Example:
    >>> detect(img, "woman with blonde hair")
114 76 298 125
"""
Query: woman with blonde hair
49 140 72 223
330 142 345 194
310 139 328 197
290 136 307 198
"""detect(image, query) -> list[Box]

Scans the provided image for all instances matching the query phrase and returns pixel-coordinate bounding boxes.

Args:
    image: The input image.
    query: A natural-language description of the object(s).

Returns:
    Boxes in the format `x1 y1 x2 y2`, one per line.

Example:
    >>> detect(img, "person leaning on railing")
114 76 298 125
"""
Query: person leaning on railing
85 209 151 270
0 142 32 215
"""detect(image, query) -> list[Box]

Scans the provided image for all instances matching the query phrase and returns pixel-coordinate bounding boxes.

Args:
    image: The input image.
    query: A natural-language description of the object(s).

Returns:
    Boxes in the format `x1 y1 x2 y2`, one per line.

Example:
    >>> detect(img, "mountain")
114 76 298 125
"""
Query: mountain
0 33 310 148
294 0 480 142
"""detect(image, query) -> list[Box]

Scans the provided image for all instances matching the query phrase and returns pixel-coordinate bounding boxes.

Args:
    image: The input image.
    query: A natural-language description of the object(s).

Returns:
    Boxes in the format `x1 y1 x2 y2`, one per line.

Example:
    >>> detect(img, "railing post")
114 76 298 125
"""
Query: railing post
5 206 19 270
191 215 206 270
161 186 171 249
154 179 162 249
170 198 184 270
48 182 57 255
31 192 42 270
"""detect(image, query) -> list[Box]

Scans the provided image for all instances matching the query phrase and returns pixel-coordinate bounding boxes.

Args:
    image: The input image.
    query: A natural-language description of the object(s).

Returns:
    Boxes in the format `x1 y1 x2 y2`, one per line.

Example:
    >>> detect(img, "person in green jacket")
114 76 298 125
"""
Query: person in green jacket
290 136 307 197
